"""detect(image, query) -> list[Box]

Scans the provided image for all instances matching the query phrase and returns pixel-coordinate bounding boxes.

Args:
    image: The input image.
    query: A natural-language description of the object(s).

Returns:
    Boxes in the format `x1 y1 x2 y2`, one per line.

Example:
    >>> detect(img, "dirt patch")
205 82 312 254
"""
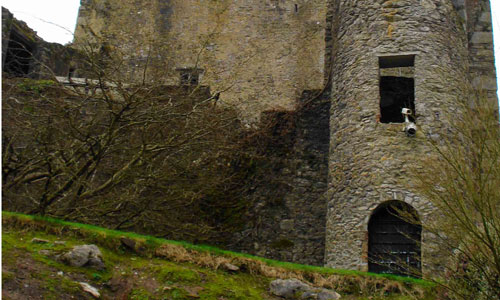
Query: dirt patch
2 249 90 299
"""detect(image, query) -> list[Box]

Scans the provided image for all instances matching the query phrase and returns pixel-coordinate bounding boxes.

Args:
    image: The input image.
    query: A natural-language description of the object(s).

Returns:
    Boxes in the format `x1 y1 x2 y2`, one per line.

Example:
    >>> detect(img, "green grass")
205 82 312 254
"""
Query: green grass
2 271 14 283
2 226 272 299
200 272 269 300
2 211 433 287
17 78 57 95
2 211 438 299
155 264 200 283
1 227 113 283
40 272 82 299
129 288 155 300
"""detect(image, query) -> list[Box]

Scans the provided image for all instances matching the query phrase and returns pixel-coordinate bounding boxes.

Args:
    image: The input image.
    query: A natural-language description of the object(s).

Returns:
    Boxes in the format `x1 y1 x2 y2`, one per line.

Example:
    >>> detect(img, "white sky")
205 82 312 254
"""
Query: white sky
1 0 500 98
2 0 80 45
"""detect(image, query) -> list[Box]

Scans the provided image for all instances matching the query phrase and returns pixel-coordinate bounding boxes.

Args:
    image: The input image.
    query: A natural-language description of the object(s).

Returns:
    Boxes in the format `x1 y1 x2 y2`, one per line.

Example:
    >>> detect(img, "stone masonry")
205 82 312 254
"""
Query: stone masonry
325 0 497 273
13 0 495 271
231 90 330 266
74 0 327 121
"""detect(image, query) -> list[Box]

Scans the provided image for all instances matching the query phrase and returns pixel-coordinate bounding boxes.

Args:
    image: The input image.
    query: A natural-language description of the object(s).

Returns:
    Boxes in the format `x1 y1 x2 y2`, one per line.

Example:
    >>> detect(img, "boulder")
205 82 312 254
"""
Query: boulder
120 236 146 254
60 245 105 270
270 279 340 300
270 279 310 298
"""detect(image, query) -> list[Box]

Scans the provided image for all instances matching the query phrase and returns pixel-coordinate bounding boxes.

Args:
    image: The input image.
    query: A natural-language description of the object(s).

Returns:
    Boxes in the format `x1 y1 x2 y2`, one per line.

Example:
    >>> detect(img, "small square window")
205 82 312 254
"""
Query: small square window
177 68 203 86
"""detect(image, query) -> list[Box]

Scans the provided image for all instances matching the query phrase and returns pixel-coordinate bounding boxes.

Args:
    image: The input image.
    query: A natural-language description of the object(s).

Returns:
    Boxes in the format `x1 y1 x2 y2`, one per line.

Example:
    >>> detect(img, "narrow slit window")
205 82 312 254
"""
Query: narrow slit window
378 55 415 123
294 4 299 13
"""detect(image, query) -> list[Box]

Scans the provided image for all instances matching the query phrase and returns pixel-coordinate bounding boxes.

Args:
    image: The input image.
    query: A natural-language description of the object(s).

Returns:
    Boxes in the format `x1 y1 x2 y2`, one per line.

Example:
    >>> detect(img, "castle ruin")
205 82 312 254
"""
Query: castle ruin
5 0 497 275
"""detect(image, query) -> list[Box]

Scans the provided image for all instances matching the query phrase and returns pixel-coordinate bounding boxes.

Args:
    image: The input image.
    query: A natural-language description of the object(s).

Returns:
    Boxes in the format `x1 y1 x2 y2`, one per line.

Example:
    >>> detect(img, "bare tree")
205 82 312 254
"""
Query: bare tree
2 36 255 244
409 94 500 299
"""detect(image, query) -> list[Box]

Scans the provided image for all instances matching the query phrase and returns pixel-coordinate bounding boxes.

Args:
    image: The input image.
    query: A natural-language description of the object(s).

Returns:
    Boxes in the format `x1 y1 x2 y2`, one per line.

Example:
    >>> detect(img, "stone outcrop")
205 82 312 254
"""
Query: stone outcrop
79 282 100 298
31 238 50 244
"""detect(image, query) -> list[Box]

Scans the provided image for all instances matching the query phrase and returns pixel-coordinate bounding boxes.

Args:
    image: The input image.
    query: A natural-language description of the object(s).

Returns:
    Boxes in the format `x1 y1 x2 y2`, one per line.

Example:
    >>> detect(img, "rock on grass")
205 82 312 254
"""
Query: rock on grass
79 282 100 298
60 244 105 270
270 279 341 300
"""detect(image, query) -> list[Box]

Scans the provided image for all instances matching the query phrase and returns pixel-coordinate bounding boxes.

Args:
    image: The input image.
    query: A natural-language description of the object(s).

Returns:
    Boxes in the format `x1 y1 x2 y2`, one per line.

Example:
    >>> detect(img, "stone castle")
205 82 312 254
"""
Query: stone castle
74 0 499 275
3 0 498 275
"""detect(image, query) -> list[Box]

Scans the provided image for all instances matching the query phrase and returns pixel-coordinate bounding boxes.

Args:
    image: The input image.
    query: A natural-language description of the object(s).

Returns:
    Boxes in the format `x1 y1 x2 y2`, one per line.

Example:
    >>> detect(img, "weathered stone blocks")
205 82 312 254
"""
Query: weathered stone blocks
68 0 498 272
325 0 479 273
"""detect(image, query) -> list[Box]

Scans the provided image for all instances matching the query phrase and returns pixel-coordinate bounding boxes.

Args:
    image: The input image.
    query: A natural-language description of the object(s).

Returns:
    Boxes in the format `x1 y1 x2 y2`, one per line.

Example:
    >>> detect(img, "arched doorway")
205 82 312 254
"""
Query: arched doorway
368 201 421 276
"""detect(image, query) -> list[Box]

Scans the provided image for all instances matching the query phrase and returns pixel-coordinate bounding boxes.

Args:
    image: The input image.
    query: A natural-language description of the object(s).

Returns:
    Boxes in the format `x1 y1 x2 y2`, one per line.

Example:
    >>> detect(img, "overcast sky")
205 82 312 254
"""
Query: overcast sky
2 0 500 97
2 0 80 44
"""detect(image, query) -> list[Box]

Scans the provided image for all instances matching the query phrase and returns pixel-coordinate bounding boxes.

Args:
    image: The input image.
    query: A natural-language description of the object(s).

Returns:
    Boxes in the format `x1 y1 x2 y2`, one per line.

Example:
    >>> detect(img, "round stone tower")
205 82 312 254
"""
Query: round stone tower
325 0 471 274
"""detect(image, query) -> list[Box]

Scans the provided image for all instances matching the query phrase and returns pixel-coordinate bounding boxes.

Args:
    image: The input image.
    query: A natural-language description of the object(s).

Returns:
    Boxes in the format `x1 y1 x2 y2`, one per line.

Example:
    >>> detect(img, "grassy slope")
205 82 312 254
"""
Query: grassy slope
2 212 436 299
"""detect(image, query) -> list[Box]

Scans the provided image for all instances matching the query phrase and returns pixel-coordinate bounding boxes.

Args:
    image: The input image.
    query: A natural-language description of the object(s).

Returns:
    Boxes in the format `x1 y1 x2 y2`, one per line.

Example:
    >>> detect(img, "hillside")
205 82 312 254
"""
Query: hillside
2 212 436 300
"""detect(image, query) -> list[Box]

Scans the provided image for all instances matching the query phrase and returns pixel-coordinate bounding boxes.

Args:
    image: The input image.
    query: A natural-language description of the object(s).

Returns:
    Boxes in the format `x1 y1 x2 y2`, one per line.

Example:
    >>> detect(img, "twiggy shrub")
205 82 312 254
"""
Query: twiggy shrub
410 94 500 300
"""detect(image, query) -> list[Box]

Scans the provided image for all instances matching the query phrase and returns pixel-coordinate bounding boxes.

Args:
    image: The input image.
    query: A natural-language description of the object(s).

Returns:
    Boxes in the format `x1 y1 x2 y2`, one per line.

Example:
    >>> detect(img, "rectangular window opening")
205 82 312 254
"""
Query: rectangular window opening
379 55 415 124
177 68 202 86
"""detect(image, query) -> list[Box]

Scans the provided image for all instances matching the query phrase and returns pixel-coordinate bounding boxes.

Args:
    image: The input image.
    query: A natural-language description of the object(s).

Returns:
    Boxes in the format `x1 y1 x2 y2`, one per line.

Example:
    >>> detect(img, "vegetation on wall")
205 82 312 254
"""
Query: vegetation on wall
2 4 317 250
2 75 248 240
1 25 275 245
1 35 305 248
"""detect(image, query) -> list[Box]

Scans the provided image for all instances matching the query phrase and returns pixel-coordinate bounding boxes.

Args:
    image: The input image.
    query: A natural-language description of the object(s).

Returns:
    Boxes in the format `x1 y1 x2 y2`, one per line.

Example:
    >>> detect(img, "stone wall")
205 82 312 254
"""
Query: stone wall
464 0 498 107
73 0 332 265
9 0 497 272
74 0 327 120
231 91 330 266
325 0 472 272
